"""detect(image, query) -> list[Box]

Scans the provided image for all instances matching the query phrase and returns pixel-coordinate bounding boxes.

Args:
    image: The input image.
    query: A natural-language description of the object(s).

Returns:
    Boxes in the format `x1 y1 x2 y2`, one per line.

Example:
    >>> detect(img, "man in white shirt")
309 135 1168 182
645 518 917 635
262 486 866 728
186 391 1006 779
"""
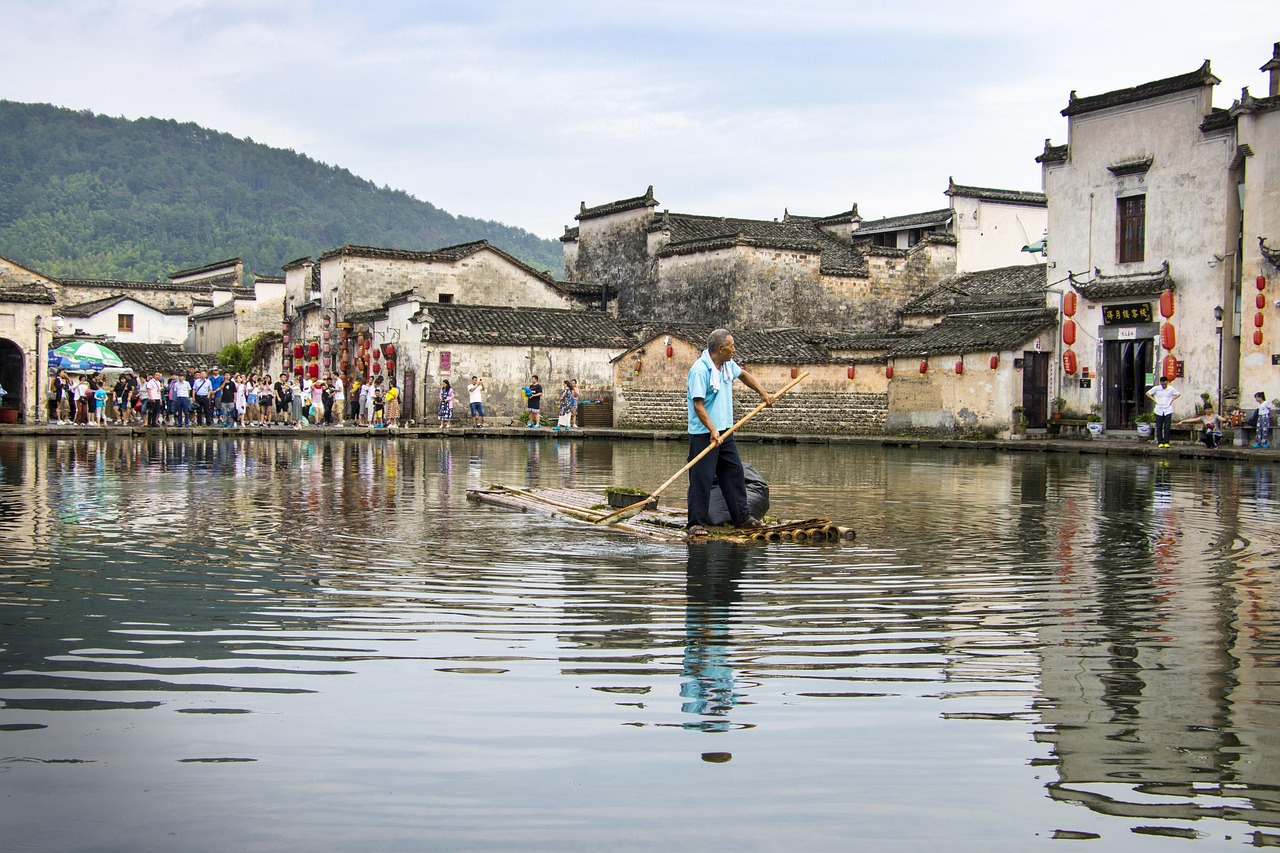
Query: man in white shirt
468 376 485 427
1145 375 1181 448
172 373 193 427
331 375 345 427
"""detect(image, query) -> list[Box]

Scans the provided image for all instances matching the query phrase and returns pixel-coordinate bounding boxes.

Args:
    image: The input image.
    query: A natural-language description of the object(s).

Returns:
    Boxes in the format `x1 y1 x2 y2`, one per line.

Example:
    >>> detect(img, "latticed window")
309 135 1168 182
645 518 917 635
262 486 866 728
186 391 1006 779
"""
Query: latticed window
117 314 134 332
1118 195 1145 263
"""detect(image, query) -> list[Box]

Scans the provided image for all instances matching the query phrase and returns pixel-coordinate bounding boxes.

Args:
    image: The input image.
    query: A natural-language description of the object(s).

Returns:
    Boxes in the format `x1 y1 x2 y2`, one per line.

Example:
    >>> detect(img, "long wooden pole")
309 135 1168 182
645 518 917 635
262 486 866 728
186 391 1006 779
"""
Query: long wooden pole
595 371 809 525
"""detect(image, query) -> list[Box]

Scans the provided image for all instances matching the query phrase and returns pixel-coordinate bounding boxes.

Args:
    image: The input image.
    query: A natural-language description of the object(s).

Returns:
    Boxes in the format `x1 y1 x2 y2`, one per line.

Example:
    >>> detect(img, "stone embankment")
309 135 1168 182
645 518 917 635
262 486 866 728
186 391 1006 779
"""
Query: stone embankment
3 423 1277 462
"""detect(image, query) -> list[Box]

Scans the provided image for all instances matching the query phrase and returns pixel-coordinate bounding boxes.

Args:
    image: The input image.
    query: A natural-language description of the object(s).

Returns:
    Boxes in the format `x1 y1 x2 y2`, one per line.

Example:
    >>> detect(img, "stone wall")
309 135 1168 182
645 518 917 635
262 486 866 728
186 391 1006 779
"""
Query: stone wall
616 388 888 435
568 207 654 319
325 250 576 317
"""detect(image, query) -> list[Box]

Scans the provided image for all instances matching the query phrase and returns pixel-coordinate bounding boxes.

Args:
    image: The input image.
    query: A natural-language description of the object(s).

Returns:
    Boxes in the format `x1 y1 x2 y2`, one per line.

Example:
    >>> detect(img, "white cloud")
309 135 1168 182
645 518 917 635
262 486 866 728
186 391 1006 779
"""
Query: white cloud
1 0 1276 242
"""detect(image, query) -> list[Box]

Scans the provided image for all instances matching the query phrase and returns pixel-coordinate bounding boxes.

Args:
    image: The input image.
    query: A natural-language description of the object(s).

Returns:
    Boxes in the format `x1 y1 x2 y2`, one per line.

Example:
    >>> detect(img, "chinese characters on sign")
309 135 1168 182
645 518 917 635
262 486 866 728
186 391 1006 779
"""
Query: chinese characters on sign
1102 302 1153 325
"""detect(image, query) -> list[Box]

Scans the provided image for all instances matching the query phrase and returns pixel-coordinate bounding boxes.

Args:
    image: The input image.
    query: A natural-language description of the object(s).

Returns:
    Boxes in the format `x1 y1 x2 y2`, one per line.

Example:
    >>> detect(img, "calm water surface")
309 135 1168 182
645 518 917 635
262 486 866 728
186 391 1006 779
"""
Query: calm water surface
1 435 1279 851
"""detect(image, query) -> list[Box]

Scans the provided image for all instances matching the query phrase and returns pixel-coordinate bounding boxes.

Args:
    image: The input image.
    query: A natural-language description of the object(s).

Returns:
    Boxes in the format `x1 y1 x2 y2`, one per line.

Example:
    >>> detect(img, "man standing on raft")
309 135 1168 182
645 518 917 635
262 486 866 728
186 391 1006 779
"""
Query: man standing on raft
686 328 774 537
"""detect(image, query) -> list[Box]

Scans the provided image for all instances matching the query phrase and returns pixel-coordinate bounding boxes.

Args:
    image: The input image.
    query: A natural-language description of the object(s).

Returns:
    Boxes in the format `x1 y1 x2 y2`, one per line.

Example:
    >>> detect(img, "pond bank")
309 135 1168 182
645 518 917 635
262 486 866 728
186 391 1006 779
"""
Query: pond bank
3 421 1278 463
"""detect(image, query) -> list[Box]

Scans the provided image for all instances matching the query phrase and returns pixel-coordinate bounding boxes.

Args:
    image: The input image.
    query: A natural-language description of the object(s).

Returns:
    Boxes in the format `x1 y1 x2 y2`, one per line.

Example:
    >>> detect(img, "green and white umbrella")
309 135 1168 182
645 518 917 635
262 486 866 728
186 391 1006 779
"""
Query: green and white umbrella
53 341 125 369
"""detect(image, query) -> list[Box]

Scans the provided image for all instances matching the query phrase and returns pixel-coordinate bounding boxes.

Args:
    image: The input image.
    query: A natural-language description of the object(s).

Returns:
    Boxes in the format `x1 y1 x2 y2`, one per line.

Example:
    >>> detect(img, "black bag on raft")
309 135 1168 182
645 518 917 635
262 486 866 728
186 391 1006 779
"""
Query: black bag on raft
708 462 770 525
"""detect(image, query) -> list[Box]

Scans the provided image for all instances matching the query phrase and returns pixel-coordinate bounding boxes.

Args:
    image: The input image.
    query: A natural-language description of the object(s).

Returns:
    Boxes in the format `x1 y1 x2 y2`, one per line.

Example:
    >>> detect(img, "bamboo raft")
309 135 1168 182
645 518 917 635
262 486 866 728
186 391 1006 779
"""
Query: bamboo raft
467 484 856 543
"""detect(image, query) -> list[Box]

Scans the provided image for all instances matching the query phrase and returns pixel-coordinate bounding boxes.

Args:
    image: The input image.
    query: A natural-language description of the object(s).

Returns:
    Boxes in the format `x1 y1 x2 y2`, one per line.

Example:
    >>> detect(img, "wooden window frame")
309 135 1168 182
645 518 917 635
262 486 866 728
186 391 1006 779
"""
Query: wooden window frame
117 313 134 333
1118 195 1145 264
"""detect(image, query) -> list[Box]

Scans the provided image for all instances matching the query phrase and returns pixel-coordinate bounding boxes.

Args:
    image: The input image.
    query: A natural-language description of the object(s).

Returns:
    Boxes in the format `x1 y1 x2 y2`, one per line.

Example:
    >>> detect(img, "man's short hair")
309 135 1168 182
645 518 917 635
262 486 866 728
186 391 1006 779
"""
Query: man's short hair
708 328 733 352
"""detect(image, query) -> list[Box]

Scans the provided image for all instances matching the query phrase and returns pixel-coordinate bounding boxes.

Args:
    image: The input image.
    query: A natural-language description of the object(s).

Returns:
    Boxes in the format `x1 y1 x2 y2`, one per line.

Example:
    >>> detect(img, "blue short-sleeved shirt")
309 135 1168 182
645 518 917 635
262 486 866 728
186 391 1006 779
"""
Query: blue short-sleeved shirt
687 358 742 434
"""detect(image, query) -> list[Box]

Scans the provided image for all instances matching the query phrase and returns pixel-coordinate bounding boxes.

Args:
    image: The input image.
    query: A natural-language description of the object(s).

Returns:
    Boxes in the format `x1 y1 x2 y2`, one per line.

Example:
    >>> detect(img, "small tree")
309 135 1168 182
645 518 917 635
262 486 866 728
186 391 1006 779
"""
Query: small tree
217 332 277 374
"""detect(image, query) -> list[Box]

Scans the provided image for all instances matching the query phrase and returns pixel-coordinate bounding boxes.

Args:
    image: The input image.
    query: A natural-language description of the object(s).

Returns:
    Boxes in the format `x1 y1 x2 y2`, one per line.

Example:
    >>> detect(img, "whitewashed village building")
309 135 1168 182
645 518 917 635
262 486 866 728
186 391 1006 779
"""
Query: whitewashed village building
1040 44 1280 429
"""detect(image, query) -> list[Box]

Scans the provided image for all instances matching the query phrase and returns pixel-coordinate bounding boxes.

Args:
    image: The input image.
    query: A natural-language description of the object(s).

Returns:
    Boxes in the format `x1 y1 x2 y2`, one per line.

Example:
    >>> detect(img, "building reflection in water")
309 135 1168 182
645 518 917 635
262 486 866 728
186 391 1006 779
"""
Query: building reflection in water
681 540 759 733
1034 457 1280 840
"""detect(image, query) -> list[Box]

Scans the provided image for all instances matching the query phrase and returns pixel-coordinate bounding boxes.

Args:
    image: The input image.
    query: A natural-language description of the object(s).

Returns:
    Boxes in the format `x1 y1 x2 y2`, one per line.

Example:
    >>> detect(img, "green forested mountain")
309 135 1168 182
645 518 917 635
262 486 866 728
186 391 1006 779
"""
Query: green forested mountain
0 100 563 281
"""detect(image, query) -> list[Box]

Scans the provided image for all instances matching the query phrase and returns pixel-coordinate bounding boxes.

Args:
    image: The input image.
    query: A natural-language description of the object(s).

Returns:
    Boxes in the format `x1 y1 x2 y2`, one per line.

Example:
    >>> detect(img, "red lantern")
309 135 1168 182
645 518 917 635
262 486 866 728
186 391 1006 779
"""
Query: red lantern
294 365 303 374
282 322 290 333
847 366 855 380
1063 291 1078 317
955 359 964 375
322 343 331 354
1162 353 1179 381
308 341 319 359
886 364 894 379
790 367 799 379
1159 290 1175 319
1256 312 1266 328
1255 330 1265 346
1160 323 1176 351
308 363 319 379
666 345 674 359
372 361 381 374
372 347 380 360
1258 294 1268 310
1062 349 1078 375
293 344 303 360
283 334 290 345
990 355 999 371
1062 319 1077 346
1258 275 1268 291
323 330 331 341
386 359 395 373
384 344 396 358
323 316 332 327
919 359 928 374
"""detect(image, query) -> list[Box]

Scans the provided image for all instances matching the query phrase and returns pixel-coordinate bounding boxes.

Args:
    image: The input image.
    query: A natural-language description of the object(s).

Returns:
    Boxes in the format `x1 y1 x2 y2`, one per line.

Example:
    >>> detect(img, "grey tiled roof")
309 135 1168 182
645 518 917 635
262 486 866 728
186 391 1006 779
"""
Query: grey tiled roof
561 226 580 242
0 280 56 304
421 304 632 348
651 212 869 277
576 186 658 222
1071 263 1173 301
282 256 313 271
945 179 1046 207
815 332 910 351
317 240 563 290
886 310 1059 357
170 258 241 279
619 323 845 365
1036 141 1068 164
903 264 1048 315
61 278 209 293
852 208 952 237
62 294 189 317
48 340 216 376
1062 61 1219 117
191 300 236 321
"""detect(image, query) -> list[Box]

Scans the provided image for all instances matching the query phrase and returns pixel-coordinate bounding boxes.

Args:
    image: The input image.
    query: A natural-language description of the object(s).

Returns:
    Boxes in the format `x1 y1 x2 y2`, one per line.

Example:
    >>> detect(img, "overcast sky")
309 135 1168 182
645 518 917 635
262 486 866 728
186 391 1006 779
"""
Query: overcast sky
2 1 1276 241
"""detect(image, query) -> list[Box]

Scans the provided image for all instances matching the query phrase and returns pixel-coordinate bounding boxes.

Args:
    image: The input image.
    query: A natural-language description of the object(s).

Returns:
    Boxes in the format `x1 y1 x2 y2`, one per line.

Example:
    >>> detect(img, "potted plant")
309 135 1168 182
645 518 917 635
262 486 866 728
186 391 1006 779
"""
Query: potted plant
1011 406 1027 438
1052 397 1067 420
1135 411 1155 439
1086 404 1104 437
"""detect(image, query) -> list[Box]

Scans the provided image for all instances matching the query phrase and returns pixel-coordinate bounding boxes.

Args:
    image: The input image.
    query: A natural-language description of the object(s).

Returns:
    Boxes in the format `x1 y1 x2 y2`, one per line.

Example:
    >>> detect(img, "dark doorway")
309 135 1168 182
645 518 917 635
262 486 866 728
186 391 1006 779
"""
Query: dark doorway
1022 351 1050 428
0 338 23 418
1103 338 1153 429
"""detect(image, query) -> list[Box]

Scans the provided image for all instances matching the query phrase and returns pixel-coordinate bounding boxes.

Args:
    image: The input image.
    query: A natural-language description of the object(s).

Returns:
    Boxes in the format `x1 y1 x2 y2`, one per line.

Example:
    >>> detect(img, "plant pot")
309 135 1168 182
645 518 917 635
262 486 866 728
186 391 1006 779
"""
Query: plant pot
606 489 657 510
0 408 18 425
1086 422 1104 437
1136 423 1153 438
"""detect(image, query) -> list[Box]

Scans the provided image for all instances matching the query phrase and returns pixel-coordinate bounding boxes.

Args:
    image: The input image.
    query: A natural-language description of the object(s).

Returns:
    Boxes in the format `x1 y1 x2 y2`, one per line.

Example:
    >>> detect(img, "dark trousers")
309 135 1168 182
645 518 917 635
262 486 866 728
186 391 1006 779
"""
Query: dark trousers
195 395 212 426
147 399 161 426
686 433 749 528
1155 412 1173 444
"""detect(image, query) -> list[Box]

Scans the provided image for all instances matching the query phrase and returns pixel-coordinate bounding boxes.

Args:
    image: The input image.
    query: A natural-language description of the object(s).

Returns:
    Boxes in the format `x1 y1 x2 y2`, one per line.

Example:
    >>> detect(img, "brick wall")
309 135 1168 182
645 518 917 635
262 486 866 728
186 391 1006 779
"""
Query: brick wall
616 389 888 434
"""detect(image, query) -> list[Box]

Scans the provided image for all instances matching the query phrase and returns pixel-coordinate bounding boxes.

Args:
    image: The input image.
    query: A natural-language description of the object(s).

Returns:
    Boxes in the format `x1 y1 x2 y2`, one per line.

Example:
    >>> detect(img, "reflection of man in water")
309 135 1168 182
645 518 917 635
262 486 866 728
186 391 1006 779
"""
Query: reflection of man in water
681 540 751 731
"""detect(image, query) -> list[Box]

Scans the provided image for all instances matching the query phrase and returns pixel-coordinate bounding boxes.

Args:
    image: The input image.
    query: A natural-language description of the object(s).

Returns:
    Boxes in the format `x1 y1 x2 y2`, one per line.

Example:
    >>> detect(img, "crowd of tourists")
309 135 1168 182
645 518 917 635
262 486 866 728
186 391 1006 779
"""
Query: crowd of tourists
47 367 403 429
